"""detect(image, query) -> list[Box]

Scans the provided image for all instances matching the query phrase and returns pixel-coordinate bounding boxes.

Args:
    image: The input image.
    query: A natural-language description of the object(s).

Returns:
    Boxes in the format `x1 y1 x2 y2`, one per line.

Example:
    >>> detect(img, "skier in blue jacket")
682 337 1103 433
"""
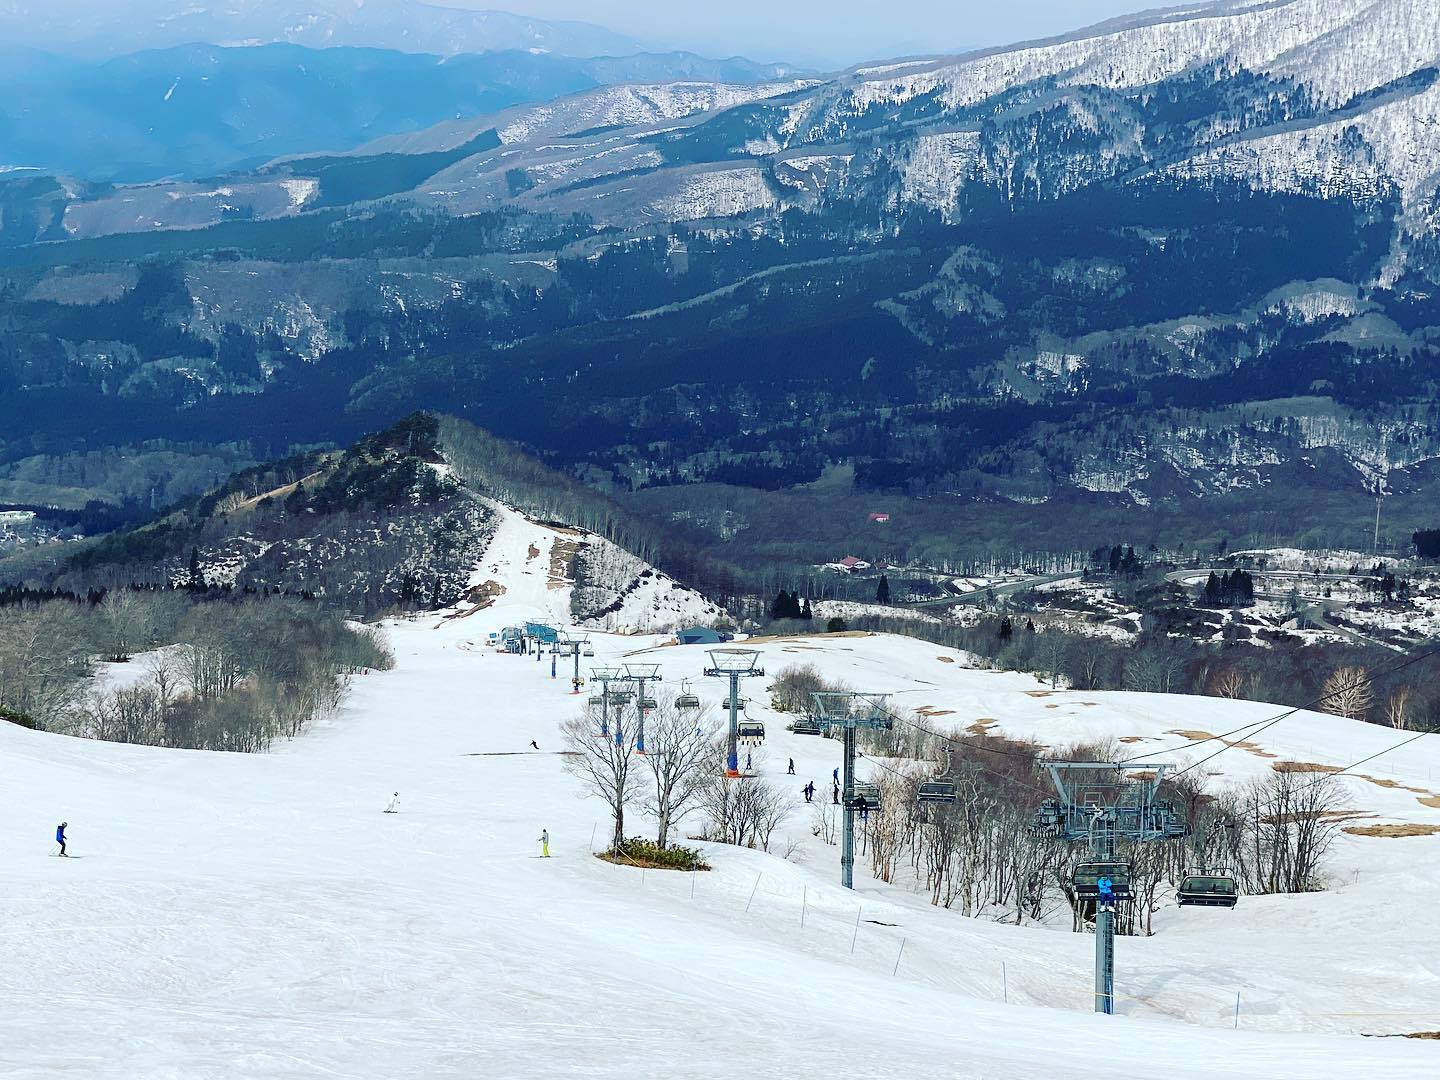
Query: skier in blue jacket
55 822 68 857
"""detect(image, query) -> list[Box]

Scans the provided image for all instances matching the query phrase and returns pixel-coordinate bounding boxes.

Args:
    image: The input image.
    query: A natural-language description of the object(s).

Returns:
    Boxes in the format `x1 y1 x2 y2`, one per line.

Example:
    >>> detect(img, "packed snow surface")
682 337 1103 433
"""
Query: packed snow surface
4 557 1440 1075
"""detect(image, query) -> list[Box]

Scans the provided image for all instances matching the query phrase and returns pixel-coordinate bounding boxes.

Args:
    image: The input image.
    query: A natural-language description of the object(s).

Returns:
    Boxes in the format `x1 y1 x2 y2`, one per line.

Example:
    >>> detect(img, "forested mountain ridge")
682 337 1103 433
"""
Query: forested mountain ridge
2 0 1439 559
3 414 743 617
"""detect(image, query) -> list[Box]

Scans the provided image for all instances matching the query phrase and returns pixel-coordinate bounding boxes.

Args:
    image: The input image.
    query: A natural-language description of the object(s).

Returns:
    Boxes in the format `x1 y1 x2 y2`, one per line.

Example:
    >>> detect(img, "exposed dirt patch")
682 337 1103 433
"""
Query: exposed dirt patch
1044 703 1060 709
1119 736 1151 744
1343 823 1440 838
445 579 505 619
967 719 999 735
915 707 956 718
527 543 541 561
1168 729 1215 741
1418 795 1440 809
936 655 955 664
548 538 583 590
1272 761 1345 774
1024 690 1055 698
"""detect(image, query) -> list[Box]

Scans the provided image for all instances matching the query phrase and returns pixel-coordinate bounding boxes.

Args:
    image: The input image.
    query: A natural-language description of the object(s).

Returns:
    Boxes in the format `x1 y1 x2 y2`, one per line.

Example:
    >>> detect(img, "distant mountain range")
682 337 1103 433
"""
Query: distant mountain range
0 0 649 59
0 44 805 182
2 0 1439 556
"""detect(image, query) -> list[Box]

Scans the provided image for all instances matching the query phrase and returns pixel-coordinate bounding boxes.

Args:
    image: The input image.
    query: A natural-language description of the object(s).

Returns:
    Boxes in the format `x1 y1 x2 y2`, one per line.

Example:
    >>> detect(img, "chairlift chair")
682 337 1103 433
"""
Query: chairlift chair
1071 859 1134 903
639 696 658 711
587 695 604 707
607 689 634 705
845 783 882 817
723 696 747 711
917 742 959 804
917 780 959 803
583 644 595 657
676 692 701 710
791 716 823 736
737 718 766 744
1177 872 1238 909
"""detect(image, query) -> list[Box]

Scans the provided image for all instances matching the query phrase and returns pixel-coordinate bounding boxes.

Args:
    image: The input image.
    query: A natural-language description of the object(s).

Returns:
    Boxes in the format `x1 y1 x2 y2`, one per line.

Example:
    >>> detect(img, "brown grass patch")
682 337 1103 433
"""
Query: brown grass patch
1355 775 1433 795
1272 761 1344 774
915 707 955 718
1418 795 1440 809
1119 736 1150 744
739 631 872 645
936 655 955 664
1343 823 1440 838
967 719 999 735
1168 729 1216 741
1025 690 1055 698
1403 1031 1440 1040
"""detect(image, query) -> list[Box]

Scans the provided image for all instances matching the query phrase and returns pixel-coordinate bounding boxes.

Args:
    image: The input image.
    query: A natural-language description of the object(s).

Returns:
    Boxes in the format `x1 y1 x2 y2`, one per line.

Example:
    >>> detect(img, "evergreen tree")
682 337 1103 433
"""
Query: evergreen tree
800 597 813 621
826 617 848 633
876 575 891 605
998 616 1014 642
770 590 789 621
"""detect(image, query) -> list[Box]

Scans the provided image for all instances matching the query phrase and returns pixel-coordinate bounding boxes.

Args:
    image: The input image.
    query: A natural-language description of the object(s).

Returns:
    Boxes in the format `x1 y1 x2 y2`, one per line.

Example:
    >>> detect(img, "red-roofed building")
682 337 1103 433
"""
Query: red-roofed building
868 512 891 523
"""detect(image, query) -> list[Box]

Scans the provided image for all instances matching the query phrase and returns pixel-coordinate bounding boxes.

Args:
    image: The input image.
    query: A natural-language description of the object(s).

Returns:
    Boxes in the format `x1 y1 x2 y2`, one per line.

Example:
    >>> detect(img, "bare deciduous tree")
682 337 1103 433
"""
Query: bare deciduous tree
561 704 641 853
1210 665 1255 700
640 702 722 848
1384 686 1414 731
1320 665 1372 720
697 764 792 851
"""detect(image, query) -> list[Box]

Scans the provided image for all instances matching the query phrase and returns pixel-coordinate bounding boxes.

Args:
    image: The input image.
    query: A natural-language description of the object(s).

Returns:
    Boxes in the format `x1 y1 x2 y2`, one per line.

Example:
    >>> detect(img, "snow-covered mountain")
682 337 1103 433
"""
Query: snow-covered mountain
0 0 648 58
409 0 1439 238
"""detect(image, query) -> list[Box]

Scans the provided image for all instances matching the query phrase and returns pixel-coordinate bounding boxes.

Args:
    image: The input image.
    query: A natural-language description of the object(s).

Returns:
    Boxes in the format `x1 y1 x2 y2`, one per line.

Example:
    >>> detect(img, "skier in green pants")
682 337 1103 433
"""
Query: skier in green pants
539 829 550 857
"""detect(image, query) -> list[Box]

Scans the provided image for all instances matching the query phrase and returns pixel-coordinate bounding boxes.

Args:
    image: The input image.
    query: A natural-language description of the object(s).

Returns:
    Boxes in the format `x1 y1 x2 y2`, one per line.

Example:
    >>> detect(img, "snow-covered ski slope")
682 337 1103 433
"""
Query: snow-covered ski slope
454 500 725 632
4 562 1440 1076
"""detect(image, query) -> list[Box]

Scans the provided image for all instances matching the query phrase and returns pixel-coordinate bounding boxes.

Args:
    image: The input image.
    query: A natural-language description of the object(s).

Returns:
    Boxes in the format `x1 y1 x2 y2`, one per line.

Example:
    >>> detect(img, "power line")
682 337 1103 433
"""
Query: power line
1125 642 1440 775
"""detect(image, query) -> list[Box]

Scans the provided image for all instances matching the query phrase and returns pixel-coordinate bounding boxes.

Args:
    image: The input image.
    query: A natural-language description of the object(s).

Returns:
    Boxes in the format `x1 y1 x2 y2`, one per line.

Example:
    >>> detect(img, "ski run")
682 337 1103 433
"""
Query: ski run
4 512 1439 1078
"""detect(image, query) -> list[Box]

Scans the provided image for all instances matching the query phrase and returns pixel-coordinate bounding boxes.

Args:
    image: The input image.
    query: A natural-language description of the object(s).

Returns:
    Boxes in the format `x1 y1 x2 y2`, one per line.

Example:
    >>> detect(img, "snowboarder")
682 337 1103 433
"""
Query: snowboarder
787 758 795 775
55 822 68 857
384 792 400 814
530 740 540 750
832 766 839 785
539 829 550 858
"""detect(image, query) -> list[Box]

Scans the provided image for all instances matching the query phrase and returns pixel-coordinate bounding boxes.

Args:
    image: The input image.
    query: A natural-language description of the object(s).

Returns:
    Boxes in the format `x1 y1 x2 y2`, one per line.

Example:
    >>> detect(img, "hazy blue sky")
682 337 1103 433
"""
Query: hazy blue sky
454 1 1166 67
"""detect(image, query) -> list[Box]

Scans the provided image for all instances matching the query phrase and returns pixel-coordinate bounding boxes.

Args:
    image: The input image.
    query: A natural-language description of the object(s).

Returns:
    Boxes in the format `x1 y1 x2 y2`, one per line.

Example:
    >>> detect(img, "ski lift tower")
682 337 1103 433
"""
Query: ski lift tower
704 649 764 777
556 633 591 694
1034 761 1187 1015
591 666 623 738
621 663 662 755
812 691 894 890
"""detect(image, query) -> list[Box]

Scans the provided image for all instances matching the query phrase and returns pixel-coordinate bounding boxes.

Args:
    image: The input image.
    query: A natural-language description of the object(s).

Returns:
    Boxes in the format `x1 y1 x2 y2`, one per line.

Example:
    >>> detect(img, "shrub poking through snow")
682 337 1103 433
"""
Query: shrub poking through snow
601 837 710 871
